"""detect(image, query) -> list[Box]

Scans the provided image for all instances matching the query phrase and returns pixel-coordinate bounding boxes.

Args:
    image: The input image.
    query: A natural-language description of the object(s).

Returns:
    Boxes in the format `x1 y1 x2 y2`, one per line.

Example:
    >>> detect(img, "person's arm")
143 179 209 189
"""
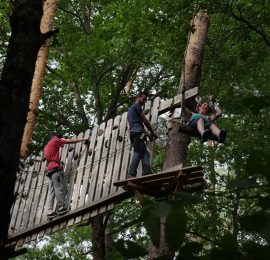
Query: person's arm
209 96 222 121
65 137 89 144
139 112 158 139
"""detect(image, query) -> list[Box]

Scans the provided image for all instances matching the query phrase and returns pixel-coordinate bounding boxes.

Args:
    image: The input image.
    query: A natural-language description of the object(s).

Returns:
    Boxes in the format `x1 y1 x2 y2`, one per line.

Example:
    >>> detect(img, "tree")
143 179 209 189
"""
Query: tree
0 0 44 258
20 0 58 158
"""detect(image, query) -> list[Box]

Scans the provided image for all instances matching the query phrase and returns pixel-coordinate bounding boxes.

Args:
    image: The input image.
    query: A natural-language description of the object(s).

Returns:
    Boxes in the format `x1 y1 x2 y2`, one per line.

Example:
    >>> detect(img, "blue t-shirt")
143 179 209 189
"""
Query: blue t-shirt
191 113 209 123
127 103 144 133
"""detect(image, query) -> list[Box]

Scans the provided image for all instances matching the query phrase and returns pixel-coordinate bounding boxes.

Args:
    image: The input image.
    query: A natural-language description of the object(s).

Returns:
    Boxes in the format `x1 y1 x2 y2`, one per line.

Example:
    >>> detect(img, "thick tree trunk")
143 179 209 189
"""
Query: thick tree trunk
20 0 58 158
0 1 43 258
90 214 106 260
148 11 210 259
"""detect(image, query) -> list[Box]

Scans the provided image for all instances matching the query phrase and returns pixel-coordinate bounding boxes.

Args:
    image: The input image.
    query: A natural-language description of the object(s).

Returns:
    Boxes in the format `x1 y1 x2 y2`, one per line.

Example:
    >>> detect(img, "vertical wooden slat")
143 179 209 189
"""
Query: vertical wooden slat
98 115 121 214
84 122 106 219
93 119 113 200
91 119 113 217
27 154 44 228
67 130 91 226
65 132 84 209
34 158 48 225
22 156 40 228
8 160 29 234
118 112 131 182
15 157 35 232
111 113 128 192
148 97 160 161
77 126 98 222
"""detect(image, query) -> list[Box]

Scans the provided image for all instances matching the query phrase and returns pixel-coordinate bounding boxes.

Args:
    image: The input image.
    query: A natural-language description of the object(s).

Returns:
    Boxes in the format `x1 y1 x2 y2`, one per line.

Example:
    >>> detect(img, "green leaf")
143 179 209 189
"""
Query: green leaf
113 239 148 259
219 233 239 253
142 201 161 248
239 213 270 242
246 149 270 181
180 241 203 257
165 201 186 251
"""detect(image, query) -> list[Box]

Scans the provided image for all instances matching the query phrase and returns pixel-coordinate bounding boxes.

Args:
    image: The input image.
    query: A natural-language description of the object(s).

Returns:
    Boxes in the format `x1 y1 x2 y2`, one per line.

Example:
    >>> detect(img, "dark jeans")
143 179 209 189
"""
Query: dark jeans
128 132 152 177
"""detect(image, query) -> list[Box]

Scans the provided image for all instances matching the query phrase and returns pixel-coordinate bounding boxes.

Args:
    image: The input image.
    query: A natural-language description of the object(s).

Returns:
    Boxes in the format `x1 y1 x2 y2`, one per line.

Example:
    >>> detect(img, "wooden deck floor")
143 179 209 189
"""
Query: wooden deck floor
114 164 204 202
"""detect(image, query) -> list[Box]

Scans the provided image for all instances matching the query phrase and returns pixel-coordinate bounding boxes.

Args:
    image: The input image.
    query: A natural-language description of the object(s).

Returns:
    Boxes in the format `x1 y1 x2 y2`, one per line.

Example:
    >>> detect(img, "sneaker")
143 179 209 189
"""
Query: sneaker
47 211 57 220
218 129 227 143
201 129 211 143
57 208 69 216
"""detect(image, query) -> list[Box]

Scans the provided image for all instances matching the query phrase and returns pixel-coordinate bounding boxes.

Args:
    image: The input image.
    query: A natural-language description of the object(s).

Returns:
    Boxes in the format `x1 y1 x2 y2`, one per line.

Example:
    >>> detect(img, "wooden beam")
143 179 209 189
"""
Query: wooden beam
158 87 198 114
6 190 132 244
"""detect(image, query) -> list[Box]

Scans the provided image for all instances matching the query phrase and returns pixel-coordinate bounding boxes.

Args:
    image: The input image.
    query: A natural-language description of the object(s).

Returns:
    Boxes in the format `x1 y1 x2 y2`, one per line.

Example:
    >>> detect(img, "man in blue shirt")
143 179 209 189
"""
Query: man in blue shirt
127 91 158 178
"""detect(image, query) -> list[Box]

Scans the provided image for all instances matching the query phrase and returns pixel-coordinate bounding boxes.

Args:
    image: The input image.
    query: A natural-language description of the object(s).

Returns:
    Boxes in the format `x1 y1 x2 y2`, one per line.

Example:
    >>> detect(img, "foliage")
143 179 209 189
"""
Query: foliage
2 0 270 259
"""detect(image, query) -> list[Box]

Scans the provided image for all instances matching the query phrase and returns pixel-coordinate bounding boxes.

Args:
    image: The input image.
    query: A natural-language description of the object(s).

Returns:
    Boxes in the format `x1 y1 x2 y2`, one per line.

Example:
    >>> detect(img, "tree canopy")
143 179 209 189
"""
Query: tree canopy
1 0 269 259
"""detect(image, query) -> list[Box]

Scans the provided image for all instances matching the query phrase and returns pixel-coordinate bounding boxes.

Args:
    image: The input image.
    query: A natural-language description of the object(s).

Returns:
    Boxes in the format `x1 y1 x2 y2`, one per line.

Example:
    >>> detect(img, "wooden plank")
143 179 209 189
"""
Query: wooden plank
98 116 121 214
91 119 113 217
158 87 198 114
114 165 184 186
68 129 91 226
111 112 129 193
79 126 99 222
85 122 106 219
66 132 85 210
9 170 22 229
118 112 131 182
148 96 160 161
9 160 30 234
78 126 99 206
7 190 131 244
27 154 44 228
15 157 36 233
34 158 48 225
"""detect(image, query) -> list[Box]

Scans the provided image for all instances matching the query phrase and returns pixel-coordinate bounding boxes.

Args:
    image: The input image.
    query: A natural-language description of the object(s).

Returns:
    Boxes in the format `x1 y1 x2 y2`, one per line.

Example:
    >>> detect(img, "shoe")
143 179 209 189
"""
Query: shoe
218 129 227 143
57 208 69 216
201 129 211 143
47 211 57 220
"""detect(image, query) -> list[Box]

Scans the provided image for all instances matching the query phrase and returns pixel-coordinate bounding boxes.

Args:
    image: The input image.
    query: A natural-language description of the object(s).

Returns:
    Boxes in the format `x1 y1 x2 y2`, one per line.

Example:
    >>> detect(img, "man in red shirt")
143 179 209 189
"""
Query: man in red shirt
43 133 88 220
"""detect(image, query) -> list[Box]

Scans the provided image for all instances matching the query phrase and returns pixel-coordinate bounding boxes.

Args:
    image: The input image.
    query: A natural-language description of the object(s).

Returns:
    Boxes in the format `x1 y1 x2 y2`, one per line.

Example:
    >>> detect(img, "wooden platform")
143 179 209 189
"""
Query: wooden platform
7 88 200 250
113 164 204 202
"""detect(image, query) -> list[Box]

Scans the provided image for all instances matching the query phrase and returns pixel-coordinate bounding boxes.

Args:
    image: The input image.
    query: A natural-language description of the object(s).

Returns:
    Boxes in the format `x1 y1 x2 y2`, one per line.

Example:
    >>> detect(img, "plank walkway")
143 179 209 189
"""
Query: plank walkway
114 164 204 202
7 88 199 249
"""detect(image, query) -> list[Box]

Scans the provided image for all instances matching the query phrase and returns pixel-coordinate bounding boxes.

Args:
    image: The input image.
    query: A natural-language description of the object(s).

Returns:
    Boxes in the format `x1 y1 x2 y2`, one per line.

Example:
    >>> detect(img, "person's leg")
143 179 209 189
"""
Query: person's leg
209 124 227 143
128 133 143 177
142 147 152 175
196 118 205 135
51 170 66 212
209 123 220 136
128 152 141 177
47 178 55 213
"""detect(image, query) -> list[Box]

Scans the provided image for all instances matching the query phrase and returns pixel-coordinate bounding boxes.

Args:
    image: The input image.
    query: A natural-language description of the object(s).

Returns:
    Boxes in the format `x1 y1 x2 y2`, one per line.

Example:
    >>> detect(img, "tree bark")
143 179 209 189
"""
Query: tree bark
90 214 106 260
20 0 58 158
0 1 43 258
148 11 210 259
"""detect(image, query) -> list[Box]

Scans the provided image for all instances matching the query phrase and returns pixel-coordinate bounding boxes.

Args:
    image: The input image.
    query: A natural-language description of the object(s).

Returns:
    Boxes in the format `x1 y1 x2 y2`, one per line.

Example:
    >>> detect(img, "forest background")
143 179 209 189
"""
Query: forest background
0 0 270 259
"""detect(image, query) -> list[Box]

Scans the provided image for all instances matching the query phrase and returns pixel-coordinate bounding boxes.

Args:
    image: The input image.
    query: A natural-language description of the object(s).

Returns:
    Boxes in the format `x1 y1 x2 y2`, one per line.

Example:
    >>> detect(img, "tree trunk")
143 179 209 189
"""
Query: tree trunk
148 11 210 259
90 214 106 260
20 0 58 158
0 1 43 258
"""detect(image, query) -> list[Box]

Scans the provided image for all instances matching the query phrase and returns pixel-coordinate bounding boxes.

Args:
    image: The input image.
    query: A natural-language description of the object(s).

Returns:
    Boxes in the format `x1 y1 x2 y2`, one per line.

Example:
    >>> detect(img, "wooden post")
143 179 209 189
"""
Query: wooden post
148 11 210 260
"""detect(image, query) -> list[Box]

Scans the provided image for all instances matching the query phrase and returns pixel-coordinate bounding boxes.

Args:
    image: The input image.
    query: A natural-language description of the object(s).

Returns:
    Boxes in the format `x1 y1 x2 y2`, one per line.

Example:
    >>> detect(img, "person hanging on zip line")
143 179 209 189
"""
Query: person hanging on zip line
127 91 158 178
43 133 88 220
181 87 227 143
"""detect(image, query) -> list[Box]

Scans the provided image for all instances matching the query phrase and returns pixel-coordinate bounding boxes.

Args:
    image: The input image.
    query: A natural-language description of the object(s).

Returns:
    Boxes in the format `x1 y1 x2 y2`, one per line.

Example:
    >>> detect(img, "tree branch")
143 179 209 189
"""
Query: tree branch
230 2 270 47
